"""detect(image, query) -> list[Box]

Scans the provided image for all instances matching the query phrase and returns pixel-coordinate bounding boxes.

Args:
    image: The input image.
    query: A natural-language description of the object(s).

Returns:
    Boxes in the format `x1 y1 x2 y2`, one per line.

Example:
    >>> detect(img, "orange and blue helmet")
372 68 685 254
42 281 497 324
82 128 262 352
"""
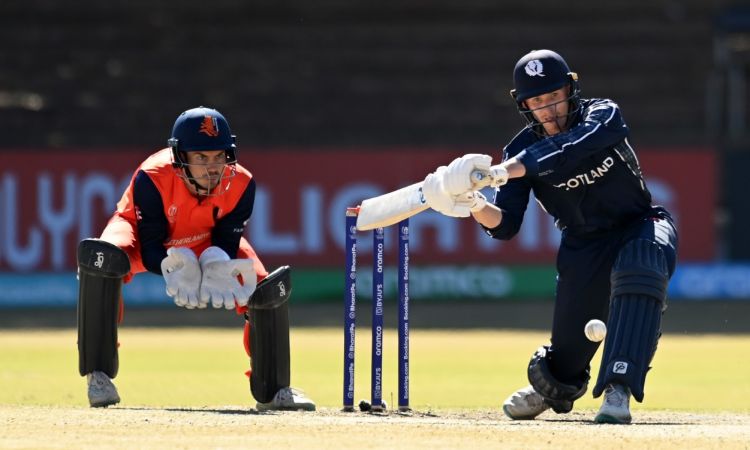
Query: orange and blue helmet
168 106 237 168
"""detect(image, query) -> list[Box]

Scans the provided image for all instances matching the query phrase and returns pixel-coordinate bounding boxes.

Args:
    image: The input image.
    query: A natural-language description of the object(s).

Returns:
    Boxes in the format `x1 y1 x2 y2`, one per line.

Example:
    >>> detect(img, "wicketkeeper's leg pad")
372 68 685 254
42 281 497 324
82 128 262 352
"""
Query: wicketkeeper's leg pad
527 345 590 413
593 239 669 402
77 239 130 378
247 266 292 403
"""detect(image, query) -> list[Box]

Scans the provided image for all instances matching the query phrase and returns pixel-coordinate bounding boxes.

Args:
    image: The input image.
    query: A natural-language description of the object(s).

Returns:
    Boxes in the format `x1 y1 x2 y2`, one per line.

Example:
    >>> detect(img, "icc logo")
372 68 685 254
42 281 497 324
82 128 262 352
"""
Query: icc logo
167 205 178 223
94 251 105 269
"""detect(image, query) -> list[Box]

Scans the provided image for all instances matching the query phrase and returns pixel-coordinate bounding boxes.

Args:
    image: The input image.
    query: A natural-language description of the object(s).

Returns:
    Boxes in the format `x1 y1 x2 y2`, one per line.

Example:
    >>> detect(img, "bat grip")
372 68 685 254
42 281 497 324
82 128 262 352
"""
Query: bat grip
471 164 506 189
470 169 492 189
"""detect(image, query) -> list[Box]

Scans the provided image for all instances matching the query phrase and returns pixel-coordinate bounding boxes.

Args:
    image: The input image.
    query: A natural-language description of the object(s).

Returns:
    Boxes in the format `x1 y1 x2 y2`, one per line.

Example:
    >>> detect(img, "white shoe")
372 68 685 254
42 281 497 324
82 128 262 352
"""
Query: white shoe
595 383 632 424
256 387 316 412
502 385 550 420
87 371 120 408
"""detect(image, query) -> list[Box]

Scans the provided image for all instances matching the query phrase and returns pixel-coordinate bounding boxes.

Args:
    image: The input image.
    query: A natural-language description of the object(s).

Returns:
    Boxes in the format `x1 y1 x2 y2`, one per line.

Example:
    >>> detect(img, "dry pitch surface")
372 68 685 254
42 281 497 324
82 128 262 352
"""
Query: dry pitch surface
2 406 749 449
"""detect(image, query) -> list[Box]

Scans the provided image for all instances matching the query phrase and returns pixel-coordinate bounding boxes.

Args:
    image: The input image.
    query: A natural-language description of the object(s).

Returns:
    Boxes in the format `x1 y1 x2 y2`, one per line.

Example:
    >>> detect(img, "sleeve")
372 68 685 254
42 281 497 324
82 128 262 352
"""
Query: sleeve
482 148 533 240
132 170 169 275
482 147 531 241
211 179 256 259
516 99 628 177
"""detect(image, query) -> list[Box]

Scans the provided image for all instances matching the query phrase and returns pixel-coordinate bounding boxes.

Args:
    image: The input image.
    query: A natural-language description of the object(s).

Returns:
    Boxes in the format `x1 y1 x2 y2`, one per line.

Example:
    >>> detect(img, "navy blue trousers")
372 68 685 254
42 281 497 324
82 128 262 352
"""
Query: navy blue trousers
548 206 678 384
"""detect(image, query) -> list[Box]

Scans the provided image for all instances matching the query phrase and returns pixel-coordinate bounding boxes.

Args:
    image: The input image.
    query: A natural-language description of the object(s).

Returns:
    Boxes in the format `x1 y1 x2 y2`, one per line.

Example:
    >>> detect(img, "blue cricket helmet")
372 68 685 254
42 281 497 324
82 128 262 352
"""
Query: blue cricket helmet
511 49 578 102
168 106 237 168
510 49 581 133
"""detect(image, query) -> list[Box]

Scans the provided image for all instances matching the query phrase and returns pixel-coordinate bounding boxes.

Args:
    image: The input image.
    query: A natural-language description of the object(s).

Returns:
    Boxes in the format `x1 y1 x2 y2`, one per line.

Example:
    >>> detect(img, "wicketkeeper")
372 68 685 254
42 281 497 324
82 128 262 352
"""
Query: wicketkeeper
422 49 678 424
76 106 315 411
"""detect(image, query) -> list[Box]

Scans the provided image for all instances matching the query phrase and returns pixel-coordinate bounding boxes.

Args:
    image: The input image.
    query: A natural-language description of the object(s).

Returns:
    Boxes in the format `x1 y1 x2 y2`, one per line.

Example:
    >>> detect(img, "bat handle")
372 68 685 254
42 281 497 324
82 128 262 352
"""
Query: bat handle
471 164 506 189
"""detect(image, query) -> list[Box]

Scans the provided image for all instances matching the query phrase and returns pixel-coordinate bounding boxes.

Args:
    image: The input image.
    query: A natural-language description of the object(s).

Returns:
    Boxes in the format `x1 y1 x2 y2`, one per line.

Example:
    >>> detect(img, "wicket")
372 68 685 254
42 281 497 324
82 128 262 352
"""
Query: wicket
343 207 410 412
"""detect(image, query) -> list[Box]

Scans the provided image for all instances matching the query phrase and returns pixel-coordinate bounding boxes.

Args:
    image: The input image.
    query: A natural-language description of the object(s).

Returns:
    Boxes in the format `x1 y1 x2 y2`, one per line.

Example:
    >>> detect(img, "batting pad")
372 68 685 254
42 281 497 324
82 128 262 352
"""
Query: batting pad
247 266 292 403
77 239 130 378
593 294 662 402
593 239 669 402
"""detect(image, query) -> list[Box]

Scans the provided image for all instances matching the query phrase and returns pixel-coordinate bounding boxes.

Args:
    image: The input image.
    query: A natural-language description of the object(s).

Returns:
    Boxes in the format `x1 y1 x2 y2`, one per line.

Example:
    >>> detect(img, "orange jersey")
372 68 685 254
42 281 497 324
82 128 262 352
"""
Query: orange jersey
115 148 251 251
101 148 266 281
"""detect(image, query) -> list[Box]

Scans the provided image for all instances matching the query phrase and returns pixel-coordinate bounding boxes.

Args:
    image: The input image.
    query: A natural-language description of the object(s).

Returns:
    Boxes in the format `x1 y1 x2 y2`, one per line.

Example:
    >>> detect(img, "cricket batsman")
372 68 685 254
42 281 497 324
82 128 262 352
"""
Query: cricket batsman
421 49 678 423
76 106 315 411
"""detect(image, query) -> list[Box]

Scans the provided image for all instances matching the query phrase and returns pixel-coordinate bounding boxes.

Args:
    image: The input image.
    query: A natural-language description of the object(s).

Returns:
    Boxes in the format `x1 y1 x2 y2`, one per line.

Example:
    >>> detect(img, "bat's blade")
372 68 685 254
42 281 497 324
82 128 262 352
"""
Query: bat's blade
356 181 429 230
354 162 504 230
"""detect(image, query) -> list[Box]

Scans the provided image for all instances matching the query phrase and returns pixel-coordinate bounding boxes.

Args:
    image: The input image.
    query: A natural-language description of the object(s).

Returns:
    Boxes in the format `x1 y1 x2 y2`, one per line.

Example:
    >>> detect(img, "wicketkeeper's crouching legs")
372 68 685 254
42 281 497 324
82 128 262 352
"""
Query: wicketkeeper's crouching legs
239 266 315 411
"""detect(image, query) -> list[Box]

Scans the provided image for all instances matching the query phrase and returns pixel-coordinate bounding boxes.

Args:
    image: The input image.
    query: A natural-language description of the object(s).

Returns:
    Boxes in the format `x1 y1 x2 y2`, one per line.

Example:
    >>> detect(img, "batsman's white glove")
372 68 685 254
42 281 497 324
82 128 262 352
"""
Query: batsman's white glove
198 246 257 310
422 167 472 217
455 190 488 213
489 166 509 188
443 153 509 195
161 247 202 309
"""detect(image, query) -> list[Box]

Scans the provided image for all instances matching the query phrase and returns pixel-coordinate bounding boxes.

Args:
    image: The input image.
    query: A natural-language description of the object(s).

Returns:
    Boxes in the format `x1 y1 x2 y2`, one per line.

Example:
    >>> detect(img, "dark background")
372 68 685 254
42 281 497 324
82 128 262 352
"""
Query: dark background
0 0 737 148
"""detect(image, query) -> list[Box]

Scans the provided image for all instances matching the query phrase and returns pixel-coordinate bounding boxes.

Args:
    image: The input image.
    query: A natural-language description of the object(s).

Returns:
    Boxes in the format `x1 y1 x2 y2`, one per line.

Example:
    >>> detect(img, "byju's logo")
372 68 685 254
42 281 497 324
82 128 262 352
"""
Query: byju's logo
525 60 545 77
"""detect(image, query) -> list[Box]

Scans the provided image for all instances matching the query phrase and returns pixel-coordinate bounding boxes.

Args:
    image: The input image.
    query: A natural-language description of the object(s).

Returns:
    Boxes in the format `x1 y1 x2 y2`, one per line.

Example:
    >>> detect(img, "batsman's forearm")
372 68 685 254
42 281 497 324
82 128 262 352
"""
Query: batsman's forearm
472 202 503 228
503 158 527 179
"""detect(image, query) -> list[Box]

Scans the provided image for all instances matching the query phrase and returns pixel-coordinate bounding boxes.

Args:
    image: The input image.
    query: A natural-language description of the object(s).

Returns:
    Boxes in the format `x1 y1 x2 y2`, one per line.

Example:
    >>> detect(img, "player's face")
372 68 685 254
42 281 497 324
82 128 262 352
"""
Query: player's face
185 150 227 191
524 86 570 136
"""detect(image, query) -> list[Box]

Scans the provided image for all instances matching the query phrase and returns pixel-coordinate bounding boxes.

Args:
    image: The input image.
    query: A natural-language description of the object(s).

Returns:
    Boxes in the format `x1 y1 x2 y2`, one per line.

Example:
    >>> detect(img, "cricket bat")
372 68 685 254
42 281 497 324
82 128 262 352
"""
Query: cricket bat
355 165 503 230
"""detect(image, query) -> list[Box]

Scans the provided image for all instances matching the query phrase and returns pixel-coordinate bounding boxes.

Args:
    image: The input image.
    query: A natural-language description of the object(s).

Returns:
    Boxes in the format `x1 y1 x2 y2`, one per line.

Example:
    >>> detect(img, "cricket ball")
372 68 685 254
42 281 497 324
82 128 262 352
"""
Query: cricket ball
584 319 607 342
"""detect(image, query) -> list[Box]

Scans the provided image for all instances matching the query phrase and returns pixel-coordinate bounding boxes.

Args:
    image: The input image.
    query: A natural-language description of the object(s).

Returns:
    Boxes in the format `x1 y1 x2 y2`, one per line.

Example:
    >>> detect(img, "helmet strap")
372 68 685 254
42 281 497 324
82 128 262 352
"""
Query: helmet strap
182 166 208 197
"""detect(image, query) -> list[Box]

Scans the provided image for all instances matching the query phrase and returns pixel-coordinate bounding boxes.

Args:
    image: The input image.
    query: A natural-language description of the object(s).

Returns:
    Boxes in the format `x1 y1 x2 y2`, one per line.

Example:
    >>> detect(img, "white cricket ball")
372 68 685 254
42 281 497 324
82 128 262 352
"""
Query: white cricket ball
584 319 607 342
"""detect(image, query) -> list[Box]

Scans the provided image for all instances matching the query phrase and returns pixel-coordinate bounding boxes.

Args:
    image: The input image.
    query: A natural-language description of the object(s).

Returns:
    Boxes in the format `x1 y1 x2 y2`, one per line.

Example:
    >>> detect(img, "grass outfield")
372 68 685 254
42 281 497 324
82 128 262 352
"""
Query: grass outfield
0 327 748 412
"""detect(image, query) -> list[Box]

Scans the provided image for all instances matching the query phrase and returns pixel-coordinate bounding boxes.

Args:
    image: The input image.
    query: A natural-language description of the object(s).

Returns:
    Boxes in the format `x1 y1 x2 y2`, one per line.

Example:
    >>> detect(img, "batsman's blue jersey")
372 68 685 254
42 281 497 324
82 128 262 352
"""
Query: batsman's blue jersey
486 98 653 239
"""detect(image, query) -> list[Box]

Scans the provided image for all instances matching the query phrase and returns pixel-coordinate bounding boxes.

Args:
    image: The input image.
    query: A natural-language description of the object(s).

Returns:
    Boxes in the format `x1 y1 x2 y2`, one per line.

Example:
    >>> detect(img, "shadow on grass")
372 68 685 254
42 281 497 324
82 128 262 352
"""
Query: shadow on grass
539 417 693 426
116 406 262 415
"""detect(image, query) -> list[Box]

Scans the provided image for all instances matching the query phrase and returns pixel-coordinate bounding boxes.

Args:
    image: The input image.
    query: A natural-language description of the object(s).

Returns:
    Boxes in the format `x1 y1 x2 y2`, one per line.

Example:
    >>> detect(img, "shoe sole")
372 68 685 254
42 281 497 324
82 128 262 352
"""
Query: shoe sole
256 404 316 412
594 413 632 424
90 398 120 408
